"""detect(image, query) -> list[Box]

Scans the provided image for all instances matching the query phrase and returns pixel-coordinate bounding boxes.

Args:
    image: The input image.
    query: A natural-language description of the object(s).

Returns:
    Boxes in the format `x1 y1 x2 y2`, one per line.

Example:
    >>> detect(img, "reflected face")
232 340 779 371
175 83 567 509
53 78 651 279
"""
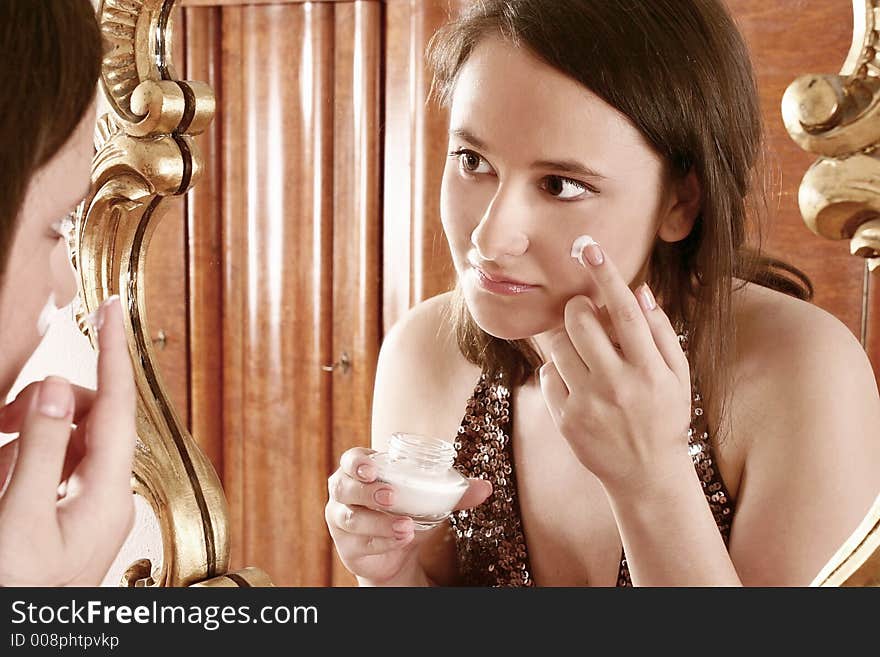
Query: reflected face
0 103 95 397
440 36 673 340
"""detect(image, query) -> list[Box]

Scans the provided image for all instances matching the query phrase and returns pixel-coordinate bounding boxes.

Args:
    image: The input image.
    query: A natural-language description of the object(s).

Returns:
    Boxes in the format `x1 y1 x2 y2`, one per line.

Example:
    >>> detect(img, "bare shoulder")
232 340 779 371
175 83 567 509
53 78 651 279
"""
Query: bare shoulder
371 292 482 451
379 292 459 362
378 292 471 385
728 281 879 436
724 282 880 584
731 282 875 394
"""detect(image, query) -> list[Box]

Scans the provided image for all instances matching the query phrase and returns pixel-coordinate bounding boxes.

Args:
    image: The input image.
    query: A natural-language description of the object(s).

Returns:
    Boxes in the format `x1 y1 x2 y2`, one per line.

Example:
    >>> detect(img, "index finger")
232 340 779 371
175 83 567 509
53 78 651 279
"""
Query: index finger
76 296 137 489
0 382 96 434
576 237 660 368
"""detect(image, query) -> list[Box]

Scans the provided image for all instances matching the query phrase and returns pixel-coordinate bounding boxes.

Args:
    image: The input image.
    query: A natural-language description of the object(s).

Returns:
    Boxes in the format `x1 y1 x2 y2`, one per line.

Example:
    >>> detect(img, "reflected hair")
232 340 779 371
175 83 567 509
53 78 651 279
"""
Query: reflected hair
428 0 812 439
0 0 102 284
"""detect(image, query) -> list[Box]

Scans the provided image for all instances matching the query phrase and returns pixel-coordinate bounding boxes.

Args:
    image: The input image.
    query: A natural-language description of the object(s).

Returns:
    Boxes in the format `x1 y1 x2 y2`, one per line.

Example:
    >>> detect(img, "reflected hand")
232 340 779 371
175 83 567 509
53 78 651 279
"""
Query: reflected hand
1 383 100 489
0 296 137 586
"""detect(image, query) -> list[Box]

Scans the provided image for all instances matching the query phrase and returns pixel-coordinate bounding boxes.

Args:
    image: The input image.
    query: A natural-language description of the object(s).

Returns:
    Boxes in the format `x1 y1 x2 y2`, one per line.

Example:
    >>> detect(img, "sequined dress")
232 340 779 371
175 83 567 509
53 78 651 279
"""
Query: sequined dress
449 338 734 587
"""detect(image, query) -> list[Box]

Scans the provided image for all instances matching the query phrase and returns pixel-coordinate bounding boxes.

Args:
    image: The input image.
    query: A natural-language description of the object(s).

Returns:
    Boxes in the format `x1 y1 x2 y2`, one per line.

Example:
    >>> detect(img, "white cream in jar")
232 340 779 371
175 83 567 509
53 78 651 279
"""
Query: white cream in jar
370 433 469 530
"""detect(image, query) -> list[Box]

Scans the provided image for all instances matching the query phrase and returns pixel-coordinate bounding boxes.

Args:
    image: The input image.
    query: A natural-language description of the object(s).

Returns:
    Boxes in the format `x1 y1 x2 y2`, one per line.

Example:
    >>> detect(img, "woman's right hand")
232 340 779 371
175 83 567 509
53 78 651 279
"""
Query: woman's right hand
0 296 137 586
326 446 492 586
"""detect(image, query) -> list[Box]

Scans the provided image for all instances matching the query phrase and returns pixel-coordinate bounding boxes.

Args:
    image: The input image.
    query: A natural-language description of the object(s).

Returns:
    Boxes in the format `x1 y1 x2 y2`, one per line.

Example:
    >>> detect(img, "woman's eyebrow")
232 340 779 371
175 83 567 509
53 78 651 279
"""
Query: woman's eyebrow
531 158 607 180
449 127 488 150
450 127 606 179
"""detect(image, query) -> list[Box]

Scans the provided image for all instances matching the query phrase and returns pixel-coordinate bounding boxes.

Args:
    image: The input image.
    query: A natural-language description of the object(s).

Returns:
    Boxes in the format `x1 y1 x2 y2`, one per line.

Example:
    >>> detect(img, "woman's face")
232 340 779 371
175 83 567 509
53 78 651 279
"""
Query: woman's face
0 103 95 397
441 36 680 341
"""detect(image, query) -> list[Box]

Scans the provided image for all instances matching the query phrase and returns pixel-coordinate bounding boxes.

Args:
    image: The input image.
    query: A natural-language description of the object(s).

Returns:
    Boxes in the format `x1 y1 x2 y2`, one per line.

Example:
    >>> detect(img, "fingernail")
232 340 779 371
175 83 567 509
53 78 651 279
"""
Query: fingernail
86 295 119 335
36 377 74 419
584 242 604 266
638 284 656 311
392 517 412 533
356 464 376 482
374 488 394 506
99 295 120 329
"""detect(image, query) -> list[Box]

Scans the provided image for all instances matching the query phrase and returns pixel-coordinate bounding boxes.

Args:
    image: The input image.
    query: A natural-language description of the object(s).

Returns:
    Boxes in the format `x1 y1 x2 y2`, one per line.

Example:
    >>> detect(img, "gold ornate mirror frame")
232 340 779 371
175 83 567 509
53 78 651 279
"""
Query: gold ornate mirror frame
783 0 880 271
783 0 880 586
74 0 269 587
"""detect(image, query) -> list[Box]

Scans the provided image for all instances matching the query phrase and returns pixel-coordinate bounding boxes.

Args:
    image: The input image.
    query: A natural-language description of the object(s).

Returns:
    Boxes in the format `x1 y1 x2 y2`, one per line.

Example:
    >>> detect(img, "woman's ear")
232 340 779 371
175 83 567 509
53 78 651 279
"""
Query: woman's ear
658 169 701 243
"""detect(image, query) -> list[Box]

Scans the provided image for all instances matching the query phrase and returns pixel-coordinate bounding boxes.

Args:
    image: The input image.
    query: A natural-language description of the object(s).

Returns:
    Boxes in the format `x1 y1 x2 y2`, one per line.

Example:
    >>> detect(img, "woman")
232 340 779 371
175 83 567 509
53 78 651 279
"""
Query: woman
0 1 137 586
327 0 880 586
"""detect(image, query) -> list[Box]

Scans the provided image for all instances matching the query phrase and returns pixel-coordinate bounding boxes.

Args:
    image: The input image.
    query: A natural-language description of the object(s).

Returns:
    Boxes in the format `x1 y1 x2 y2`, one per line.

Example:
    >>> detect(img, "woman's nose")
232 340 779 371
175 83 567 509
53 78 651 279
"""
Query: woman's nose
470 192 530 261
49 241 79 309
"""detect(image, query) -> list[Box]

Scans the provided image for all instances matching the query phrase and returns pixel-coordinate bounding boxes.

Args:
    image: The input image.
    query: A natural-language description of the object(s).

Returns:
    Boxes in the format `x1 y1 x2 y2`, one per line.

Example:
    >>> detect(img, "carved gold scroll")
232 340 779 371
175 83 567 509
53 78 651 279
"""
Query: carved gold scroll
782 0 880 270
783 0 880 586
74 0 270 587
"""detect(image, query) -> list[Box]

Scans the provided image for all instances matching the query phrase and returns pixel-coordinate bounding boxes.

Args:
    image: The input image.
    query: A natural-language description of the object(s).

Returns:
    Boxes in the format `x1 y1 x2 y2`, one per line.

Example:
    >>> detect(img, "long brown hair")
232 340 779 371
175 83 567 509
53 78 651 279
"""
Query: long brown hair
428 0 812 436
0 0 102 283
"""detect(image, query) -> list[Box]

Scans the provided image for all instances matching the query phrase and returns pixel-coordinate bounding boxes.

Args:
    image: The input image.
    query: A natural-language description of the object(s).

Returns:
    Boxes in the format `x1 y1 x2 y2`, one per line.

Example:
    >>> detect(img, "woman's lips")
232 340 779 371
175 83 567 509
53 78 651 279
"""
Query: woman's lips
472 266 538 295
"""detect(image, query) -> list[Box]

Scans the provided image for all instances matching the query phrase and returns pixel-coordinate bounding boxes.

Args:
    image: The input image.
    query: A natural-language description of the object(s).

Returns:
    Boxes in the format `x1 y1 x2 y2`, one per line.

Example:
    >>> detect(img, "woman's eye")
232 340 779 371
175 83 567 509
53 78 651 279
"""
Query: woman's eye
452 150 493 175
541 175 591 201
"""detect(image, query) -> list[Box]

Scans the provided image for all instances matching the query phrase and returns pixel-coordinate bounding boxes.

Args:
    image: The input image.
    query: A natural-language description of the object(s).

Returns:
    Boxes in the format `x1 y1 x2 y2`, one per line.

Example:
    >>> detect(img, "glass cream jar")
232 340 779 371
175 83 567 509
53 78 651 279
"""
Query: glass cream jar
370 433 469 530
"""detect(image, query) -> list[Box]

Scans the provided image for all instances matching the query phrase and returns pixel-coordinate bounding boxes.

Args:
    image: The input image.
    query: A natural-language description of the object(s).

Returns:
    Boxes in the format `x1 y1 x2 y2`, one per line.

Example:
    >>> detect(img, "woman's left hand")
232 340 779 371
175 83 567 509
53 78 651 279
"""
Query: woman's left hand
539 239 693 496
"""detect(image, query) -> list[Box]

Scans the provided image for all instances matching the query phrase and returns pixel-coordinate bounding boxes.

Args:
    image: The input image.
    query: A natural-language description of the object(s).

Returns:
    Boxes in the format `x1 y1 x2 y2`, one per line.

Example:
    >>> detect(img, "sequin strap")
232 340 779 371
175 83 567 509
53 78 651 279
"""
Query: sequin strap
450 375 534 587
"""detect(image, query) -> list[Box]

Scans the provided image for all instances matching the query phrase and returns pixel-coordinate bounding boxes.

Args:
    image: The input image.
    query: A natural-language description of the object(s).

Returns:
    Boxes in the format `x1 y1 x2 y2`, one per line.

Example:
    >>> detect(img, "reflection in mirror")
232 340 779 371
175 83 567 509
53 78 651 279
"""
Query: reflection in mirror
123 0 879 587
335 0 880 588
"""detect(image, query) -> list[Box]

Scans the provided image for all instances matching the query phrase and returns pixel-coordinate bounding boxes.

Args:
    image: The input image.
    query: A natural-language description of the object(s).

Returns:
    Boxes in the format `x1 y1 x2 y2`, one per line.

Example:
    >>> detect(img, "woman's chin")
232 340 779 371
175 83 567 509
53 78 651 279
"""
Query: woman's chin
465 302 553 341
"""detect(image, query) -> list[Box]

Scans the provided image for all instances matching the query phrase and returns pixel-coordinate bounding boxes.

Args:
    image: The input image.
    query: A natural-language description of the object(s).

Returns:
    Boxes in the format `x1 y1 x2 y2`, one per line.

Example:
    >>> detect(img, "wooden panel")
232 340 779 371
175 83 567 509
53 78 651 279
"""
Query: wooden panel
330 0 382 587
184 6 225 474
382 0 463 333
217 2 335 586
216 5 246 578
143 7 190 429
144 198 190 429
729 0 863 337
215 4 246 579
